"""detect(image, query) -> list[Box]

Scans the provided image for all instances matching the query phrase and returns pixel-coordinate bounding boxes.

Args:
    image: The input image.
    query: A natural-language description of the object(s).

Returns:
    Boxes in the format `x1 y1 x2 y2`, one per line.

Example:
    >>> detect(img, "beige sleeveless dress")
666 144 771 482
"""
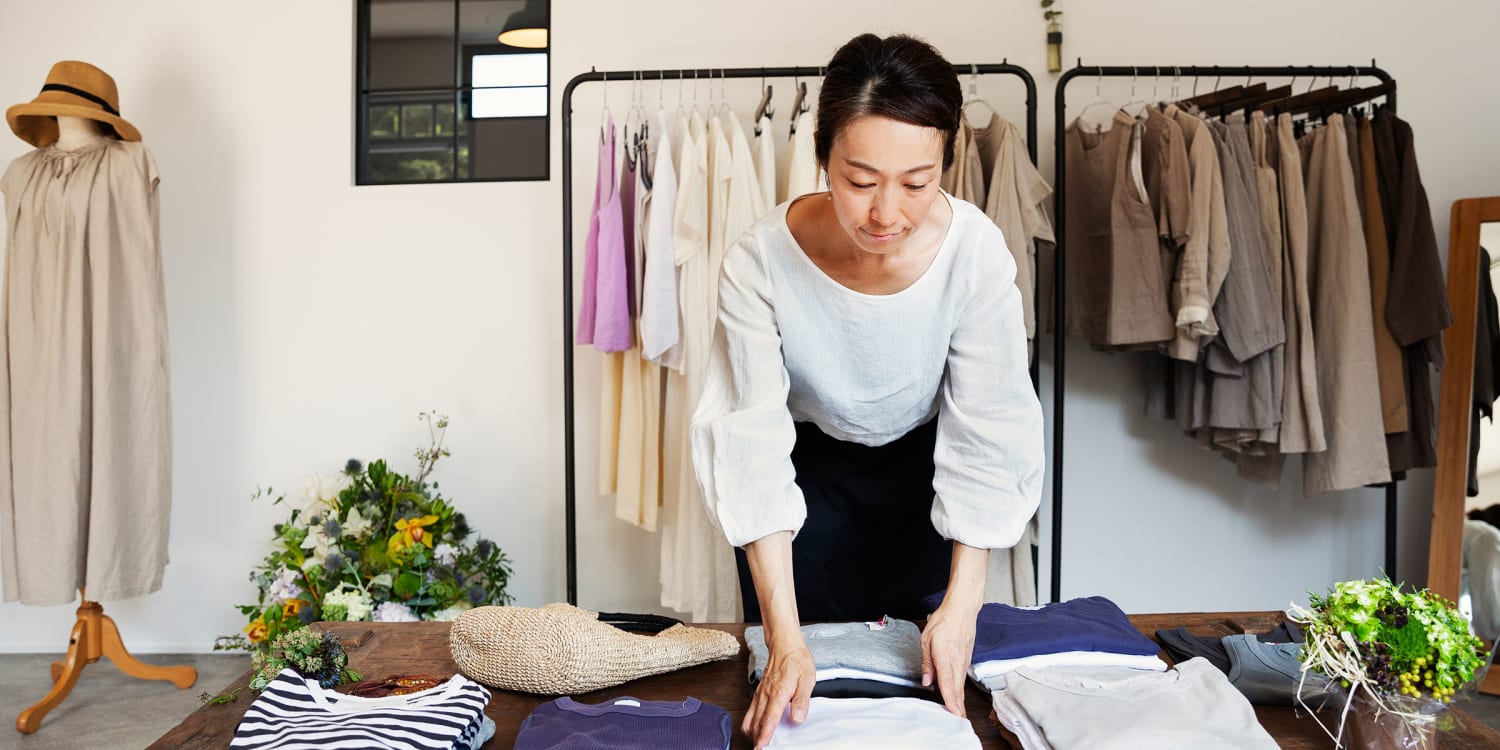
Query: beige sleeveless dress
0 138 171 605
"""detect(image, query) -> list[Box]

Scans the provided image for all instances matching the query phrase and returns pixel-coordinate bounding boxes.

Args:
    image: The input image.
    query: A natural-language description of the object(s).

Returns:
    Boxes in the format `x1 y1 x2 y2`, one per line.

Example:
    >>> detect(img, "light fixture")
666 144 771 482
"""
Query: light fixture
498 0 547 49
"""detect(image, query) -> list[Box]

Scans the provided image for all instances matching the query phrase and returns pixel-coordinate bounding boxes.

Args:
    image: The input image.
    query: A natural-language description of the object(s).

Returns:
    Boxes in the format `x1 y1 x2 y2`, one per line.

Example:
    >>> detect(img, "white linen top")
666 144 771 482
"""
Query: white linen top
689 193 1045 549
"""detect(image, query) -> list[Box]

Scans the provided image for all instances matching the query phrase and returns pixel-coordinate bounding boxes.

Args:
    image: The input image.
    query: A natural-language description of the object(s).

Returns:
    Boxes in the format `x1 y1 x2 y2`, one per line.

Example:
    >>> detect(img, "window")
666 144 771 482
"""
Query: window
356 0 550 185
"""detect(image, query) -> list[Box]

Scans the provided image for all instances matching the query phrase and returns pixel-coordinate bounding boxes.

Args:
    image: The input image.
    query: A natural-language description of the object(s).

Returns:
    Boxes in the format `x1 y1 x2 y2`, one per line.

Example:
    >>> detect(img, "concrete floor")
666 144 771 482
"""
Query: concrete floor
3 653 1500 749
0 653 248 750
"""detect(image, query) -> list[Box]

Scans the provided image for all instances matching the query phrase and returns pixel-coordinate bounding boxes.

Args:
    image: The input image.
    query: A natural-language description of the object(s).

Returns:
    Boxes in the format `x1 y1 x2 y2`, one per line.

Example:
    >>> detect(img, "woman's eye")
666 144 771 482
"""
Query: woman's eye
905 183 928 191
849 180 875 190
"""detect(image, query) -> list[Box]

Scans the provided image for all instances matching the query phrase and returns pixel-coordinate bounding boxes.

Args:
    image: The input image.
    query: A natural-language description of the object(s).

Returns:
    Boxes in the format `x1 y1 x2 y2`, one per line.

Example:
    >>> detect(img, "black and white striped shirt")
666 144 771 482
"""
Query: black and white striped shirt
230 669 491 750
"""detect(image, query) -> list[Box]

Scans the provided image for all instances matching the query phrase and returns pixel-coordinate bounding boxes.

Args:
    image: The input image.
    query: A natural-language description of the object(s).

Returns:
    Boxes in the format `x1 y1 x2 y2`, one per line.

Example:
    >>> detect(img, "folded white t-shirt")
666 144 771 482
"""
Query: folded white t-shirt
766 697 979 749
970 650 1169 682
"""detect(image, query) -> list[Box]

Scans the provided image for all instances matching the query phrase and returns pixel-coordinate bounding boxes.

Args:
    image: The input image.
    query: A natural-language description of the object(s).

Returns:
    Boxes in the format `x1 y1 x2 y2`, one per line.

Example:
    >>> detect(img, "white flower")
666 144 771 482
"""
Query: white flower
267 567 302 604
301 473 349 512
342 507 374 540
433 543 458 566
322 587 374 622
301 525 336 570
372 601 420 622
427 603 471 622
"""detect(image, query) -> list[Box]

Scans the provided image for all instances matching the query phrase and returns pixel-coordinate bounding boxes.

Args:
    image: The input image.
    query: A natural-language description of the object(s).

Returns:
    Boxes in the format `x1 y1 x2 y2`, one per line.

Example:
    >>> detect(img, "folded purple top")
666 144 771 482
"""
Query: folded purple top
971 596 1161 662
515 696 731 750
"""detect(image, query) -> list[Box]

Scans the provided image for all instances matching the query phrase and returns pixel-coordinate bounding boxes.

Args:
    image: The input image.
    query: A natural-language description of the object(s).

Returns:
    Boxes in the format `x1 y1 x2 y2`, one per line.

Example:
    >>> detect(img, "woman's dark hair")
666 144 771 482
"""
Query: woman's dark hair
814 34 962 171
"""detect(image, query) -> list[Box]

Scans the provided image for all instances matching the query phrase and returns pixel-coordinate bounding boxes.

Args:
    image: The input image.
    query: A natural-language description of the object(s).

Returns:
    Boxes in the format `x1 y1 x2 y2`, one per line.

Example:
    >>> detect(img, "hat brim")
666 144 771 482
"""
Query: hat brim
5 101 141 148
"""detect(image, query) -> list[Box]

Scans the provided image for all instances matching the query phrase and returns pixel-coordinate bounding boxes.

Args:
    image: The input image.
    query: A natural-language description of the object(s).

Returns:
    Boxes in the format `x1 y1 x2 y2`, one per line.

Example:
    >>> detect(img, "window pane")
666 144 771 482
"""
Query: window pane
367 0 457 90
370 105 400 138
469 117 545 179
434 102 456 136
367 147 456 183
472 53 546 88
402 104 435 137
472 86 547 118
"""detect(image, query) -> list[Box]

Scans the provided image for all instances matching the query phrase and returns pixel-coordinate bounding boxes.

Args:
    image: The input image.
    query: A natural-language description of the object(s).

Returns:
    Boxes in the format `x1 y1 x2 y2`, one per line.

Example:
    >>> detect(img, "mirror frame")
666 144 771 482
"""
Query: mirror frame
1428 197 1500 601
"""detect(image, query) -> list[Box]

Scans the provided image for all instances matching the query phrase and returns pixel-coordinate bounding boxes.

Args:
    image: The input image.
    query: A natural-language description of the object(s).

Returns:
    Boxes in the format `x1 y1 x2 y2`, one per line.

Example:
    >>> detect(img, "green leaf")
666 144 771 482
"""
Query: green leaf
394 571 423 599
1040 0 1055 7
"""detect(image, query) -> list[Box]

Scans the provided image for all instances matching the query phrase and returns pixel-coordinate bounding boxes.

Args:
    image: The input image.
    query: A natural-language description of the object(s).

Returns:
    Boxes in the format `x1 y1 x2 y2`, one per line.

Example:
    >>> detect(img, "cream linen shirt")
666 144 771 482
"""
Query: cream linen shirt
690 194 1044 549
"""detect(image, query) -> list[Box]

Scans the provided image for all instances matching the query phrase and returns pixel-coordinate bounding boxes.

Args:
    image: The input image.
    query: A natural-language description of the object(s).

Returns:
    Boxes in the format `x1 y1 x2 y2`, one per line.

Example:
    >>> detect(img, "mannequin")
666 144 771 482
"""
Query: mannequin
5 61 192 734
52 114 110 151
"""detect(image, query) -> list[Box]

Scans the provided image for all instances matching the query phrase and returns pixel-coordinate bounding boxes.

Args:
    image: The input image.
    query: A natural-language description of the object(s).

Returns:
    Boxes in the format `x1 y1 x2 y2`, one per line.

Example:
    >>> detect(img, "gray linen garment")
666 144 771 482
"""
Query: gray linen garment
1300 115 1391 494
1271 113 1325 456
0 139 172 605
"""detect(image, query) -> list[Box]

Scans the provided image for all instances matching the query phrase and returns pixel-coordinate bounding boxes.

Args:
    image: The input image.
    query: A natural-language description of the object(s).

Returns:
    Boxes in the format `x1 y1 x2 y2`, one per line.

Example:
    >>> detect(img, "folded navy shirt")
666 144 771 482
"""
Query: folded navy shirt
969 596 1161 662
515 696 731 750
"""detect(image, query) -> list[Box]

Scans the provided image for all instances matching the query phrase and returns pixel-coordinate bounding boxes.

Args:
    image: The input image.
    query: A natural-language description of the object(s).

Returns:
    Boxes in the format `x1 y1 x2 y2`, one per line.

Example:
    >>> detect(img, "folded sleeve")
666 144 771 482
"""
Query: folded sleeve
689 235 805 548
931 230 1046 549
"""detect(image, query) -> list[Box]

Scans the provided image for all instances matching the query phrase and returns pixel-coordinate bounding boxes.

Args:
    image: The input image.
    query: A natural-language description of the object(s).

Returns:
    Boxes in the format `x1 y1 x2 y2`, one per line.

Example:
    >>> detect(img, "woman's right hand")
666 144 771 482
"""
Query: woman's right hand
744 638 817 748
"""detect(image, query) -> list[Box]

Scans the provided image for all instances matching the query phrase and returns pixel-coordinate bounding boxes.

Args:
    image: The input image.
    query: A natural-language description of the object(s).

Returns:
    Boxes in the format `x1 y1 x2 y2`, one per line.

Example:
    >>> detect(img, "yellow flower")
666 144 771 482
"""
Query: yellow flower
244 618 269 644
388 515 440 555
282 599 305 619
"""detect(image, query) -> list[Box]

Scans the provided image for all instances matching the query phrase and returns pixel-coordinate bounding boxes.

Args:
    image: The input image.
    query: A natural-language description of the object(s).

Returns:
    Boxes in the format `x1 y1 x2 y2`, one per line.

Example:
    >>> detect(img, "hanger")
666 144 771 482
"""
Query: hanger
962 64 1000 126
1263 75 1342 115
1120 67 1152 117
789 76 810 134
753 68 774 132
600 71 611 125
717 69 733 117
1179 68 1248 109
1074 67 1115 128
1206 82 1286 119
690 69 702 118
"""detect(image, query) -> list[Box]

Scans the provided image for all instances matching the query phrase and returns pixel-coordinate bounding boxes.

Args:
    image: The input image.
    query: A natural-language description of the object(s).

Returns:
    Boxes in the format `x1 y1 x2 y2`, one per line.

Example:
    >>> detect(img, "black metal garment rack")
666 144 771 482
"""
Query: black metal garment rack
1049 64 1399 602
561 63 1039 606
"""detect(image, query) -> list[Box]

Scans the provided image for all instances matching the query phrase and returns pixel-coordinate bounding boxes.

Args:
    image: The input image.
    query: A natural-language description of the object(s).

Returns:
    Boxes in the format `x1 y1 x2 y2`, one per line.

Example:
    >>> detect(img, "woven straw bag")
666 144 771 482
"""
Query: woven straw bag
449 603 741 694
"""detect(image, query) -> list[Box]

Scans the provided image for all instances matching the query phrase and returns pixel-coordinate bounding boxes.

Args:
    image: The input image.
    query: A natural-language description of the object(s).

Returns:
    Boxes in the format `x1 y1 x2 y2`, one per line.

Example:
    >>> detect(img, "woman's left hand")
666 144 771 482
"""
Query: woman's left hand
921 599 980 717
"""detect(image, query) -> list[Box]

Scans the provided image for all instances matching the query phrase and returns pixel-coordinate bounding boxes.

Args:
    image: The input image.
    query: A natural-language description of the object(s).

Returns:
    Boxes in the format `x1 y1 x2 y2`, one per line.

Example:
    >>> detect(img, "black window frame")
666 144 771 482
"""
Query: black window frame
355 0 551 186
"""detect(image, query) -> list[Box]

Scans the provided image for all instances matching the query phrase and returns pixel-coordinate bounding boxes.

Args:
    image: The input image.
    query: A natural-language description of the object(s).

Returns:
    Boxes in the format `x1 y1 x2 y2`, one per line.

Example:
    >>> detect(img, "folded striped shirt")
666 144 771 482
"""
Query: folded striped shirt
230 669 490 750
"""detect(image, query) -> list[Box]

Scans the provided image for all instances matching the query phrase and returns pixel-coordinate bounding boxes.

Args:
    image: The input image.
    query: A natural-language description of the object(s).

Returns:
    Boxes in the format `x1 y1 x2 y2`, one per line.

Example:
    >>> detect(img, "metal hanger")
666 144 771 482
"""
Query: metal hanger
753 68 774 133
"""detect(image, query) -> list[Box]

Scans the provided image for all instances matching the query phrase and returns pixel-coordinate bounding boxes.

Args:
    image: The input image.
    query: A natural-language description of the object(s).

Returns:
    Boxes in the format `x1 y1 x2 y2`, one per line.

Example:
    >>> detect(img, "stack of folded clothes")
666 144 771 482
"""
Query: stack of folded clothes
966 596 1278 749
1156 621 1331 706
744 616 937 700
966 596 1169 691
746 616 983 749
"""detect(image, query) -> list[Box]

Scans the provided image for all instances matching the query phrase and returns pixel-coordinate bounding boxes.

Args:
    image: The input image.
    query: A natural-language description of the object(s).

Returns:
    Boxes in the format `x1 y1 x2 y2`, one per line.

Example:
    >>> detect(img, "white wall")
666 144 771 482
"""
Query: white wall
1 0 1499 652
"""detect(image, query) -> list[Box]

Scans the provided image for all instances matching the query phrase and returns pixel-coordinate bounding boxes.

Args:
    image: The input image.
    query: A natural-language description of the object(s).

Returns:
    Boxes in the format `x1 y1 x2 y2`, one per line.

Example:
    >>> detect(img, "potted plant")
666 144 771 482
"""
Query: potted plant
1292 577 1491 749
218 412 514 654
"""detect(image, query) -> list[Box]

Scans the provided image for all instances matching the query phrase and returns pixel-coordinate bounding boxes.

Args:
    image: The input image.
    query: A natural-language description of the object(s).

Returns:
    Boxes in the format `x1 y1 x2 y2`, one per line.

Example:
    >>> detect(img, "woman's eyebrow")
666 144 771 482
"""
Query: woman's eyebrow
843 158 938 175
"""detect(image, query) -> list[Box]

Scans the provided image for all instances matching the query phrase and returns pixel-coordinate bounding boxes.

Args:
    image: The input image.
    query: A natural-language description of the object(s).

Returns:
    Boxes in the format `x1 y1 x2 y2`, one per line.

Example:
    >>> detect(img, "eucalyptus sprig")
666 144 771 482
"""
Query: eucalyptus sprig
1041 0 1062 24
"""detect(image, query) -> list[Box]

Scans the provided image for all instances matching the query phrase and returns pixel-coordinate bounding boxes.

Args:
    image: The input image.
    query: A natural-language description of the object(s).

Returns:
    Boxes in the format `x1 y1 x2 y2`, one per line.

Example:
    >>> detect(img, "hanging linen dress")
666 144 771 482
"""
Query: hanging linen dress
0 139 171 605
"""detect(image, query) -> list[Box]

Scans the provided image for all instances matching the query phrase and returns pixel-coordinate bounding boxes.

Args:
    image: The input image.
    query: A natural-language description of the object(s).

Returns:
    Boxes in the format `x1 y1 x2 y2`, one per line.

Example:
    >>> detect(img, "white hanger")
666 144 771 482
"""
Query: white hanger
962 64 1000 127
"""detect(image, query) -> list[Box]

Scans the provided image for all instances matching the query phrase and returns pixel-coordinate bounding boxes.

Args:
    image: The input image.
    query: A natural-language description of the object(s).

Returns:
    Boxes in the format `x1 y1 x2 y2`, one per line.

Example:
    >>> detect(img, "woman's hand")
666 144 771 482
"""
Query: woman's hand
744 637 816 749
922 599 980 716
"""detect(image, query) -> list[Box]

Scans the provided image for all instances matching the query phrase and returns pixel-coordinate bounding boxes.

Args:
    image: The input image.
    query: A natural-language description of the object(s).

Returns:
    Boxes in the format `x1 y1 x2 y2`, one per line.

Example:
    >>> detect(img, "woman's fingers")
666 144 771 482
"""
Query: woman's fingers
749 678 796 748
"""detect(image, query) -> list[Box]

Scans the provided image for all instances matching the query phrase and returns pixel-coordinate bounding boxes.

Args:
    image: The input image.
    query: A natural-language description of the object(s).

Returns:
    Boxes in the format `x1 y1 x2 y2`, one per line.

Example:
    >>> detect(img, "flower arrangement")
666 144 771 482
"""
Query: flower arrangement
1292 577 1491 748
218 412 514 652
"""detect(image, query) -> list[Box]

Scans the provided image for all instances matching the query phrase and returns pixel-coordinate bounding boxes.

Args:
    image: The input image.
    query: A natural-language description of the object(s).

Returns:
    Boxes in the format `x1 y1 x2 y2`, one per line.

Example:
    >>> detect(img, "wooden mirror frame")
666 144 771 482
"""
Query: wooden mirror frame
1429 197 1500 602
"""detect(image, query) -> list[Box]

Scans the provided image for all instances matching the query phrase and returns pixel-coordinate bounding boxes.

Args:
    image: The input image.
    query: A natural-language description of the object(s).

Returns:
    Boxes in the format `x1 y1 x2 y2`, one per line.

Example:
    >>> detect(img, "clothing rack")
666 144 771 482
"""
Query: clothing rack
561 63 1039 606
1049 63 1399 602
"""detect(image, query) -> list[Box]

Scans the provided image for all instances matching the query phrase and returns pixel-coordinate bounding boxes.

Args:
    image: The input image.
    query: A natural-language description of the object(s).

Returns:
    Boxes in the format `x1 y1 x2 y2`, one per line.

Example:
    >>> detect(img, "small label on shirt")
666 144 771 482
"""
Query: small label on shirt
613 699 642 707
866 615 891 631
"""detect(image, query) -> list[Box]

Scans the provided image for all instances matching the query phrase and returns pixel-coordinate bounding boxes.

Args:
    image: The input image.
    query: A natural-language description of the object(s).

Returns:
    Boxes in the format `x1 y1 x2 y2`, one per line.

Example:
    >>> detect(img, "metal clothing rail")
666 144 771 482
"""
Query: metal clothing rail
1049 63 1399 602
561 63 1039 606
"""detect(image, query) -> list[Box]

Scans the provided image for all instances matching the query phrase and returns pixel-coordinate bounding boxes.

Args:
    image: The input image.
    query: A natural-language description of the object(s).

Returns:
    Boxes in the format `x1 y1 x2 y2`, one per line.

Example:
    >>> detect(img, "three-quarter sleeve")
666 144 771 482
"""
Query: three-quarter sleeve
690 235 805 548
931 232 1046 549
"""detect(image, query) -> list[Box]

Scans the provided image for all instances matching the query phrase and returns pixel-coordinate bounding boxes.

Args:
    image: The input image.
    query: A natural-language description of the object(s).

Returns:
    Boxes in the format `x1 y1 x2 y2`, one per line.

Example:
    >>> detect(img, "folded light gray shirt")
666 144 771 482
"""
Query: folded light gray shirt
745 618 924 687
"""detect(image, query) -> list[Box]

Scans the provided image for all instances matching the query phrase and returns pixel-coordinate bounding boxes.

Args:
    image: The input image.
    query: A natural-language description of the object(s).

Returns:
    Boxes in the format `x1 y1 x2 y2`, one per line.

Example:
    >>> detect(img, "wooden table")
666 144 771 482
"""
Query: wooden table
150 612 1500 749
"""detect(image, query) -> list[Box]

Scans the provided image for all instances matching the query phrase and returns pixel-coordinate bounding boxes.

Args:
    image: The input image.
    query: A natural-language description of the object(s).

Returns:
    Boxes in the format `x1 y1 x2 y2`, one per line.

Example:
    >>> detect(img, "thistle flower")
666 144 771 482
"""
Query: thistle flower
475 539 494 558
344 458 363 475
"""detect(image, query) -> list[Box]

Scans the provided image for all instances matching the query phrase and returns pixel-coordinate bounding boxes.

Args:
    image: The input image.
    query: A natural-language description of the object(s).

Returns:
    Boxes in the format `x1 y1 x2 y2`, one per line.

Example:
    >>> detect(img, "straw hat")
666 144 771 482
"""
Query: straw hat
6 61 141 147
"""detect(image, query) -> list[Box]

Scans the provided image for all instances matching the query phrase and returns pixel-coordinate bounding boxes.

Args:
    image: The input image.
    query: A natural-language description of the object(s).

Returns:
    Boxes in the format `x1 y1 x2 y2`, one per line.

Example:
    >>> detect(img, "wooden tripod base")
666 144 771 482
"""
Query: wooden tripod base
15 599 198 734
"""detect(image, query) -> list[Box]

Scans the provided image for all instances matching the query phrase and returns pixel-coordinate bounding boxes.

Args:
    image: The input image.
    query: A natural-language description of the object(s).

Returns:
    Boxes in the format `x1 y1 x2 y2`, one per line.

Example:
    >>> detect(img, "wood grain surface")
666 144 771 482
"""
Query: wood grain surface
147 612 1500 749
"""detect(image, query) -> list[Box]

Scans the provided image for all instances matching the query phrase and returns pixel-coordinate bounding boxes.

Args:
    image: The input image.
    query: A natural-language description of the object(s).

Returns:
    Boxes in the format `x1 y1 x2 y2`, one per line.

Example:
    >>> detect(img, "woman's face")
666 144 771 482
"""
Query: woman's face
823 114 946 256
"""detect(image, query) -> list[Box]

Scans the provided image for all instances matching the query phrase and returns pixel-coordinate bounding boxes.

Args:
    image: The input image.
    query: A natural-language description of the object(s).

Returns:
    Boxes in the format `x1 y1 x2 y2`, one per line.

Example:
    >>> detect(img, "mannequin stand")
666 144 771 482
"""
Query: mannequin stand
15 596 197 734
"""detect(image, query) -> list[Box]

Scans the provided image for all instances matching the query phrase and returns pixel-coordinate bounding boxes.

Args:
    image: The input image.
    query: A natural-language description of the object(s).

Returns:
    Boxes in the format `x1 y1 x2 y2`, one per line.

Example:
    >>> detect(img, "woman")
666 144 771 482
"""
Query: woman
690 34 1044 746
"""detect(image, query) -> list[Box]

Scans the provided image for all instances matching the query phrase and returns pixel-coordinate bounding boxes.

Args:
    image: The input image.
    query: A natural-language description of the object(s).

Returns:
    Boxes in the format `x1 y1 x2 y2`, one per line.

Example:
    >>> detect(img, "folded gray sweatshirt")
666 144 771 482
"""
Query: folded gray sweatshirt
745 617 924 686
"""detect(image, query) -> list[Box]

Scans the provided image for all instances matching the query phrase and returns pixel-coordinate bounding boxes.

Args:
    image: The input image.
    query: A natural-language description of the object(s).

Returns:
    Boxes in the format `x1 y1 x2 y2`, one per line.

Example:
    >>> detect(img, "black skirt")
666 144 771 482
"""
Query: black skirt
736 419 952 623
